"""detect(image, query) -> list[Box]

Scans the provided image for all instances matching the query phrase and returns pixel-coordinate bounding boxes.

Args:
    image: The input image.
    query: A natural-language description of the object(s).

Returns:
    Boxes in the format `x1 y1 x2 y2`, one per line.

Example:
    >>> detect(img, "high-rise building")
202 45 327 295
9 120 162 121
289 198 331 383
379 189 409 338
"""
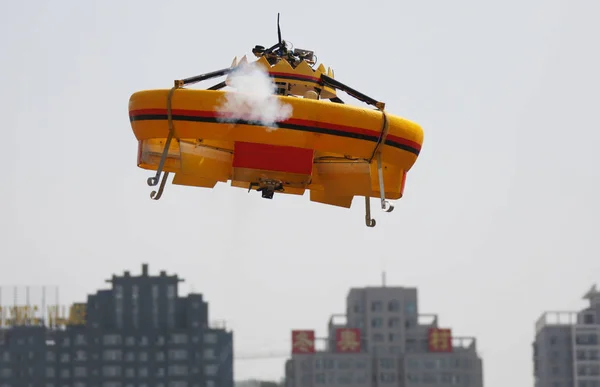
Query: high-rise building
533 284 600 387
284 284 483 387
0 263 233 387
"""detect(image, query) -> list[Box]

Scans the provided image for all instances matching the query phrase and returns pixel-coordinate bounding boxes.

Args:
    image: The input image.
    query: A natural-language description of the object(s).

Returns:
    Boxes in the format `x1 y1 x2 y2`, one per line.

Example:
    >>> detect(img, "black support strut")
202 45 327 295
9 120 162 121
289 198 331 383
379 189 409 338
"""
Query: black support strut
320 74 385 110
176 67 235 88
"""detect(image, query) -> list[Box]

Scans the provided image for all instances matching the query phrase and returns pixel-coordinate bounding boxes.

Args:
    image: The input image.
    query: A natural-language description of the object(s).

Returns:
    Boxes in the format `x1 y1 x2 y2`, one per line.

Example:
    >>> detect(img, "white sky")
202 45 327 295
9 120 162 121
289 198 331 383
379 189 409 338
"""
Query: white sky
1 1 599 386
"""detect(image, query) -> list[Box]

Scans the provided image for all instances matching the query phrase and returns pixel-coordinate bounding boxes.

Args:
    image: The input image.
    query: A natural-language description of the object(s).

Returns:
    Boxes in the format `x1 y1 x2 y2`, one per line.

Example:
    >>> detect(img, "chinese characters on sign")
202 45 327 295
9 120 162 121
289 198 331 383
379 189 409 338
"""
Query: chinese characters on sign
336 328 361 353
291 330 315 354
428 328 453 352
0 304 86 328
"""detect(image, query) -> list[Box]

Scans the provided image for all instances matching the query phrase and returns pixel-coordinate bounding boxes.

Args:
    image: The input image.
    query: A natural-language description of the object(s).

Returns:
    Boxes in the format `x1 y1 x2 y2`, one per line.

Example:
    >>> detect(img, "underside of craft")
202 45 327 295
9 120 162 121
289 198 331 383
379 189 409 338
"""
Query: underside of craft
128 31 424 227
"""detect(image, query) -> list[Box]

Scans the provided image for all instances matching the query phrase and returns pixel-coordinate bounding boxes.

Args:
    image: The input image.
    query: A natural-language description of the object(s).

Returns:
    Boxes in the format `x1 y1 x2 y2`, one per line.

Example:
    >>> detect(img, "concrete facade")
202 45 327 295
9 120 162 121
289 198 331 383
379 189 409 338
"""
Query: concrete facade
0 263 233 387
284 285 483 387
533 285 600 387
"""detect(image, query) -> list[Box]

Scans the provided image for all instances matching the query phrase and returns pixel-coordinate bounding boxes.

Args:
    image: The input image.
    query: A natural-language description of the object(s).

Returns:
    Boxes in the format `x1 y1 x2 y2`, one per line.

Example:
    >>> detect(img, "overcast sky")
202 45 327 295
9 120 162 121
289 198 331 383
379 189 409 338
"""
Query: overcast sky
1 1 599 386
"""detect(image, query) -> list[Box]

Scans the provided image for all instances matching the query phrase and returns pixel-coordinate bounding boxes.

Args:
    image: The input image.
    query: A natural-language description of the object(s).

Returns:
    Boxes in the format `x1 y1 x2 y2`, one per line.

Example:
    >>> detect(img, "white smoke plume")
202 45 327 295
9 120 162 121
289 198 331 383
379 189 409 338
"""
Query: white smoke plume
215 61 293 130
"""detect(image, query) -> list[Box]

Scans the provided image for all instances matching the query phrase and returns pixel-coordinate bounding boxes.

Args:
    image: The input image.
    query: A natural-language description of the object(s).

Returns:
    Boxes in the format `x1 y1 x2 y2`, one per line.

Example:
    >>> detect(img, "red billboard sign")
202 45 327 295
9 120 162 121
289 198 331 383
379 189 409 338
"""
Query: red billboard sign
428 328 453 352
291 330 315 354
335 328 361 353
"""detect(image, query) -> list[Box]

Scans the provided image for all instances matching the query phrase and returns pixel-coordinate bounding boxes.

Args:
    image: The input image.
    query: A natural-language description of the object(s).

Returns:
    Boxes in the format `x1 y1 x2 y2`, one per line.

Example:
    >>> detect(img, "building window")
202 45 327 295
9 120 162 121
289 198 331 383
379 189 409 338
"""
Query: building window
139 336 148 346
171 334 188 344
152 285 159 328
371 301 383 312
354 360 367 369
422 373 437 383
156 336 165 345
168 349 187 360
204 333 218 344
103 334 121 346
388 317 401 328
102 365 121 377
584 313 595 324
115 285 123 328
371 318 383 328
74 334 86 345
132 285 139 328
139 351 148 361
373 333 384 342
75 350 86 361
168 365 188 376
337 359 352 369
205 364 218 376
315 373 326 384
388 300 400 312
576 333 599 345
74 366 86 377
380 372 395 382
103 349 123 361
380 358 395 369
167 285 176 329
424 360 435 369
203 348 215 359
125 336 135 346
338 373 353 383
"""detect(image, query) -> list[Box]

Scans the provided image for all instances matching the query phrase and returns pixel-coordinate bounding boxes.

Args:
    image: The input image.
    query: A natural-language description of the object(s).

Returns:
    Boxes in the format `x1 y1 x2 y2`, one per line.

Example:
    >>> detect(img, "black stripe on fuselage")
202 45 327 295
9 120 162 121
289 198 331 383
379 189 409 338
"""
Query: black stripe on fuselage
129 114 420 156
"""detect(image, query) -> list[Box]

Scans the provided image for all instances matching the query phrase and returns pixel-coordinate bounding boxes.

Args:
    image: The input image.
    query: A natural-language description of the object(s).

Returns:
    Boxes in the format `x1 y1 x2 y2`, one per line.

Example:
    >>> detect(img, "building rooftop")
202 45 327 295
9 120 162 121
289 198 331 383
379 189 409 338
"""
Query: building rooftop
535 284 600 334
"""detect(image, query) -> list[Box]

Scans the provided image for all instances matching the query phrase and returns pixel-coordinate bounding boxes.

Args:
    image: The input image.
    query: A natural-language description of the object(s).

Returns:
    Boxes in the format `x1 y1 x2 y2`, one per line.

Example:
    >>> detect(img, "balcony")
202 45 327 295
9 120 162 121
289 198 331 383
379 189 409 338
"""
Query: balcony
451 336 477 352
535 311 578 334
418 314 439 327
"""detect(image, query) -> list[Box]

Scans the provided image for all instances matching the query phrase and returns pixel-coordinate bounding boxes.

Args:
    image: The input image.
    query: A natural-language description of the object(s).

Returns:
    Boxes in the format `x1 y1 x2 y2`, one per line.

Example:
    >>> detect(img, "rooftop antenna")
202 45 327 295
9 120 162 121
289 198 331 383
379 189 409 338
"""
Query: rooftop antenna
382 271 387 287
277 12 282 47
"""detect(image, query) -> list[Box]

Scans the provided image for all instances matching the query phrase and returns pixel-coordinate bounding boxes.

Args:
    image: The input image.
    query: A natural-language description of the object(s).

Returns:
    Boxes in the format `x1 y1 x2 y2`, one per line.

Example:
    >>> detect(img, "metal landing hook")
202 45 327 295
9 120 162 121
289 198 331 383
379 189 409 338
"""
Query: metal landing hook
376 151 394 213
147 86 178 188
150 172 169 200
365 196 376 227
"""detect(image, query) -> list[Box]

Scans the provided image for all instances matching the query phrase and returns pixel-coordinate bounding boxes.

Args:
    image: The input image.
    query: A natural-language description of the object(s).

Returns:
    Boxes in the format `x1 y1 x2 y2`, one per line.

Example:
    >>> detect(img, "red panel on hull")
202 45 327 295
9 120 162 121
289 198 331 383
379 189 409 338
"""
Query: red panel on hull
232 142 314 175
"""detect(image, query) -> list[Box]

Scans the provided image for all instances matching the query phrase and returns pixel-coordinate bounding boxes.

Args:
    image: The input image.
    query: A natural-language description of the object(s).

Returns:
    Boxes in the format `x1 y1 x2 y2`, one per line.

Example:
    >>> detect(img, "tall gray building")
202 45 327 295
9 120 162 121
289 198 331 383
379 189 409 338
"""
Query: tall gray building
284 284 484 387
533 285 600 387
0 263 233 387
